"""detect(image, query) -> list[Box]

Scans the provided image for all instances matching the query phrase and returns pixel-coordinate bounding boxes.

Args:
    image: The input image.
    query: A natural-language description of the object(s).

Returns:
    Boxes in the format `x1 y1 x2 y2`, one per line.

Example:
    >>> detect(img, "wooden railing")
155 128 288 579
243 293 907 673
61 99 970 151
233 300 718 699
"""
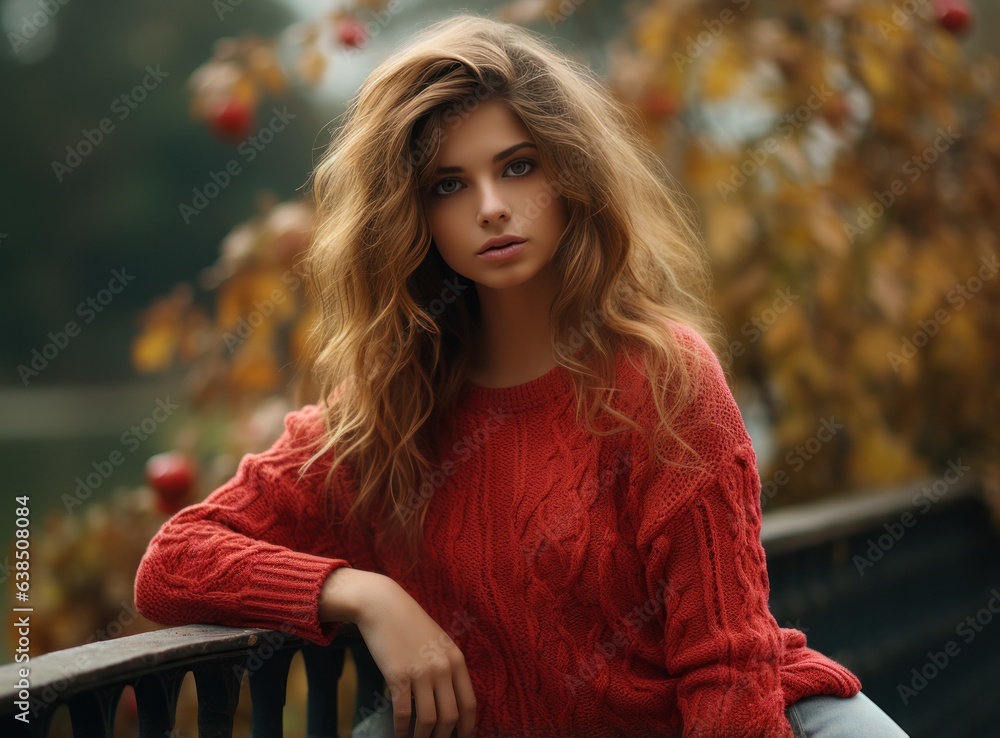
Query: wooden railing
2 474 998 737
0 622 386 737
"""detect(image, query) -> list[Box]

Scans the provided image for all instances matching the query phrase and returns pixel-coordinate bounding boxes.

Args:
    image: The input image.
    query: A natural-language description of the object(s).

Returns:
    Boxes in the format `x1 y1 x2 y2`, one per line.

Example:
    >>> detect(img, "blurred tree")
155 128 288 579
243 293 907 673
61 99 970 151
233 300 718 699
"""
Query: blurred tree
585 0 999 506
0 0 325 385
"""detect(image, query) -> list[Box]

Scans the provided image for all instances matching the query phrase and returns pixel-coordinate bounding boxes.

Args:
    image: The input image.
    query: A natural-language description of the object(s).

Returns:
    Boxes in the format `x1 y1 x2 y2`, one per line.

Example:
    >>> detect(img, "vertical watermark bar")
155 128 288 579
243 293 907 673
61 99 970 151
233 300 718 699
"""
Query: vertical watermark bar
11 495 32 724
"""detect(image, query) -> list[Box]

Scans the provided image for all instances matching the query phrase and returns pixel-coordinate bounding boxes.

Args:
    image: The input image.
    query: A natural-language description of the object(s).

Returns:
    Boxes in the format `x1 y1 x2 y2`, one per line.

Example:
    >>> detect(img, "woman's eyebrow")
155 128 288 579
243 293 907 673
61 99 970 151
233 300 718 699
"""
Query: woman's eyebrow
434 142 537 174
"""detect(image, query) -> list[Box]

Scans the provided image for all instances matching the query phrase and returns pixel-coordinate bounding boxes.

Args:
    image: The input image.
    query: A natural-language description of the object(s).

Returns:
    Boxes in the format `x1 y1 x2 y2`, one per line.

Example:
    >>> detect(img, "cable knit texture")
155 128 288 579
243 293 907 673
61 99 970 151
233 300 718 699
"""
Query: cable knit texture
135 322 861 737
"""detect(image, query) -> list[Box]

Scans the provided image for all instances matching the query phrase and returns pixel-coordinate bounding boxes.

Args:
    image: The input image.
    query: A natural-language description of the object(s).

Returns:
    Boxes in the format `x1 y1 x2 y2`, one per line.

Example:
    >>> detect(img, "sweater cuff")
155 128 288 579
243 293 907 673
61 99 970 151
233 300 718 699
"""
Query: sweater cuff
242 550 352 646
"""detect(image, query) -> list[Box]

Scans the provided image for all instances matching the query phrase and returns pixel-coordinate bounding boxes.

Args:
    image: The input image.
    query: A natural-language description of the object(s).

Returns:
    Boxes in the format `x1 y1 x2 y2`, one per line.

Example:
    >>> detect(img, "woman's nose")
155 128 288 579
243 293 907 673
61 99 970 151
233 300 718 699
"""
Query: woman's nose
477 182 511 224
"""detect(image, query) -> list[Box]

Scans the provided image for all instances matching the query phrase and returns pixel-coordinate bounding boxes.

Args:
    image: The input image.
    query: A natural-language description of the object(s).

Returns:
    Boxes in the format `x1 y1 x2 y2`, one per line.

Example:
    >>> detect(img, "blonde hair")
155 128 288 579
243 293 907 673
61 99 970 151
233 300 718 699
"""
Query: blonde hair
300 12 723 566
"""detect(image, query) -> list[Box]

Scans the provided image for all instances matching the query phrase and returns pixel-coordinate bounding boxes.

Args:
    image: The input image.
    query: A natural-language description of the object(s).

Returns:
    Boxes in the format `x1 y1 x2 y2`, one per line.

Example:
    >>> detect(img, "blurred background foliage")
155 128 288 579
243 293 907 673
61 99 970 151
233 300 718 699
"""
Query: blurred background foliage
3 0 1000 734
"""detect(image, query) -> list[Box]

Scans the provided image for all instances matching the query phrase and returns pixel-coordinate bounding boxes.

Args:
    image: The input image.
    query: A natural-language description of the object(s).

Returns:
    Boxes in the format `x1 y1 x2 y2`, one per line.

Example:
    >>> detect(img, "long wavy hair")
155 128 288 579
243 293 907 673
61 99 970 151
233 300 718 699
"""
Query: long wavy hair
298 12 724 566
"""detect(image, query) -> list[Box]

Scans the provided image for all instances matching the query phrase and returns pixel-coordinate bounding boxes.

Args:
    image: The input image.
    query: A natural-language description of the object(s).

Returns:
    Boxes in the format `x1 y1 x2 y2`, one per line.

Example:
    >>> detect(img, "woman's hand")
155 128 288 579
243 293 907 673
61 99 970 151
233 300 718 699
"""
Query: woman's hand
347 572 477 738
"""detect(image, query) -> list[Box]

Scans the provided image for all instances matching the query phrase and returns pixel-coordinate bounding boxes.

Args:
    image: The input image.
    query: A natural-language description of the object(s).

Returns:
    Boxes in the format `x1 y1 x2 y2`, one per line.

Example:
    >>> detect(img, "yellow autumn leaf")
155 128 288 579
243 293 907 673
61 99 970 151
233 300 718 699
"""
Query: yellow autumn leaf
296 46 326 86
856 7 913 55
230 349 280 393
248 44 288 96
930 307 984 372
809 198 851 258
760 303 811 358
179 311 213 363
771 409 820 452
230 73 259 108
847 422 926 487
884 329 921 389
686 144 741 194
217 267 296 331
851 325 900 382
700 39 745 100
131 325 178 374
814 262 847 313
704 201 754 267
907 248 958 323
856 45 895 98
634 7 676 60
868 263 907 326
130 286 194 373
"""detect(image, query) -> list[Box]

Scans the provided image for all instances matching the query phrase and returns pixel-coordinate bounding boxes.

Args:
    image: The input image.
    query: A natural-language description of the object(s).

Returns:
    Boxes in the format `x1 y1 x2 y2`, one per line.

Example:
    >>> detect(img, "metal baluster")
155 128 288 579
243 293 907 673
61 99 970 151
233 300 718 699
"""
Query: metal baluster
300 642 345 737
66 684 120 738
134 669 185 738
194 658 245 738
248 644 298 737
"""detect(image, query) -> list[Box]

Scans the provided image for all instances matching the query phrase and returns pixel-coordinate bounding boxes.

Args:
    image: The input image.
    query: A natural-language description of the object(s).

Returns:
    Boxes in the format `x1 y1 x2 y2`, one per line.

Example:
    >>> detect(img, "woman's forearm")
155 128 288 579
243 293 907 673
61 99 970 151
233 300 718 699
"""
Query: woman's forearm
319 566 387 624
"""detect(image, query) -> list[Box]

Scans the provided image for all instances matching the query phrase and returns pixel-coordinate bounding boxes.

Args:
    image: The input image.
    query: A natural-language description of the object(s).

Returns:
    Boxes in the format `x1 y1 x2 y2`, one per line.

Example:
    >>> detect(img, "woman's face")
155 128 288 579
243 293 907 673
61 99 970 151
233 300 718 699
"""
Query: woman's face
421 100 569 293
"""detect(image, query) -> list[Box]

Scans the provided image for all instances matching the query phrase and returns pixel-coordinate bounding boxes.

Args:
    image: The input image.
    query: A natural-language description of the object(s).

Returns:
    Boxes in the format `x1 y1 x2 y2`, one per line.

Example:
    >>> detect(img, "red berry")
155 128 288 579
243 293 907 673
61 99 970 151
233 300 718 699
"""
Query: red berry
640 88 678 120
934 0 972 35
146 452 196 513
336 17 367 48
209 98 255 141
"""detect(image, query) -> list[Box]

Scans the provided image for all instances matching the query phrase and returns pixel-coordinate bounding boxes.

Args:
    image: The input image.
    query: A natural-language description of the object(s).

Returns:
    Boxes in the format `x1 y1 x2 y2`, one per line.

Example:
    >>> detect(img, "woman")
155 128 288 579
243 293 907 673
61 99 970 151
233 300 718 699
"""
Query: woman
136 13 910 738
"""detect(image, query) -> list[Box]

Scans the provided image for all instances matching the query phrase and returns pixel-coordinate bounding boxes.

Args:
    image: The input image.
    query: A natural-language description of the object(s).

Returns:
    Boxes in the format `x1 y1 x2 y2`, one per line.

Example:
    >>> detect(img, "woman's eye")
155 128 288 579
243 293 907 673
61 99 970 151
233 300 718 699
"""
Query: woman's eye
506 159 534 176
434 179 458 195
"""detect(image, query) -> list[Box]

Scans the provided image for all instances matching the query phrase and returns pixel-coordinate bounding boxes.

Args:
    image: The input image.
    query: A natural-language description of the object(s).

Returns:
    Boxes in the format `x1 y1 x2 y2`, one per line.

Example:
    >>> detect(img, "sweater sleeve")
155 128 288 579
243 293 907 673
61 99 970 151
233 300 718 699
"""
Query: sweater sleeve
625 321 796 736
641 445 795 738
134 404 358 646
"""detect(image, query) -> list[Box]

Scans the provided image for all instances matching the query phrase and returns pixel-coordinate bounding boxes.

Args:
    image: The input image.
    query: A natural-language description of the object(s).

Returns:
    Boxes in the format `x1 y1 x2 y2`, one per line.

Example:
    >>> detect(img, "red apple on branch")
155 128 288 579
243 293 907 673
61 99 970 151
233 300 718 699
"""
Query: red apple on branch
146 452 196 514
335 17 367 49
209 98 255 142
934 0 973 35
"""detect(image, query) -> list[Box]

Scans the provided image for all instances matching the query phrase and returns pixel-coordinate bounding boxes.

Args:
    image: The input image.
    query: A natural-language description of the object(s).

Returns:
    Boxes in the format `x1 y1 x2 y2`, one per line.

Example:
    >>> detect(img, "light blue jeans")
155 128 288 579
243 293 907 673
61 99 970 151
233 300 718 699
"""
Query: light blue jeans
785 691 910 737
352 690 910 737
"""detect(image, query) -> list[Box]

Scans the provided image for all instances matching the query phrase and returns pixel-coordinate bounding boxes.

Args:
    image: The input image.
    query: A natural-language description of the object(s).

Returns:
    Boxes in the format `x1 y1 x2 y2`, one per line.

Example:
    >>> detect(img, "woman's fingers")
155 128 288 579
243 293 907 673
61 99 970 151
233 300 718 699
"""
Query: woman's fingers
412 680 443 738
429 673 460 738
452 658 478 738
388 668 474 738
407 667 468 738
392 682 414 738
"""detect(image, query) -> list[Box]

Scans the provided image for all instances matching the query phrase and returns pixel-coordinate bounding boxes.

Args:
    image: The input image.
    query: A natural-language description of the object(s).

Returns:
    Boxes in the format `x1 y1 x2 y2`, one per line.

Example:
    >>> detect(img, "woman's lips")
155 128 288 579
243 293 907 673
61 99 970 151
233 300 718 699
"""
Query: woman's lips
477 240 526 261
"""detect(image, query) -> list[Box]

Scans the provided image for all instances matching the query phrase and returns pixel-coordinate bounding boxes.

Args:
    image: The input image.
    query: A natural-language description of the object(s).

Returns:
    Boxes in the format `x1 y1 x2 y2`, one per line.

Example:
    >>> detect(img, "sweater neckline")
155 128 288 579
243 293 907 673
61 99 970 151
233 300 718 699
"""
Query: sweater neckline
458 361 573 413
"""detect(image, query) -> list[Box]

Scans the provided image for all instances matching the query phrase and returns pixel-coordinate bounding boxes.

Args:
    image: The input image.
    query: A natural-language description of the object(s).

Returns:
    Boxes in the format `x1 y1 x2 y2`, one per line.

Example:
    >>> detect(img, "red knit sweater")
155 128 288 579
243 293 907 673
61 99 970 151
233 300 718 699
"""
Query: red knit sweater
134 323 861 737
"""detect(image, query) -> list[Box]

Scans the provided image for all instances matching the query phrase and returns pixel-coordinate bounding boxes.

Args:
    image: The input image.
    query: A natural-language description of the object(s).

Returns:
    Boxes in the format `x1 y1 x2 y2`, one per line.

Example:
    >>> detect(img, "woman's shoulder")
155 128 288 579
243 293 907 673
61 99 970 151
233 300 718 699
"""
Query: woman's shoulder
615 318 730 407
617 317 751 466
284 401 325 430
271 403 325 450
281 380 351 443
264 402 341 471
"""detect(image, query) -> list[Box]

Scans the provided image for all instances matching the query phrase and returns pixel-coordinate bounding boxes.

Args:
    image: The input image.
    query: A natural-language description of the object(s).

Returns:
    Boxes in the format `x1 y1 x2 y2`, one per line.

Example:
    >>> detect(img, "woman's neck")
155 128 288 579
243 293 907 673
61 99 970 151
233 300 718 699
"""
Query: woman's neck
467 275 560 388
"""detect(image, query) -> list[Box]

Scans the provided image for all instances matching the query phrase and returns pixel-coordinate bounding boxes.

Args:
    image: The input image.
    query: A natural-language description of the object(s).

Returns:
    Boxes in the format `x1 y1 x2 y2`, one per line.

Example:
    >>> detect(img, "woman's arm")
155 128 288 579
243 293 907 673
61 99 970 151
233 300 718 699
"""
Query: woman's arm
629 322 798 736
326 568 478 738
134 404 361 646
640 447 795 738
